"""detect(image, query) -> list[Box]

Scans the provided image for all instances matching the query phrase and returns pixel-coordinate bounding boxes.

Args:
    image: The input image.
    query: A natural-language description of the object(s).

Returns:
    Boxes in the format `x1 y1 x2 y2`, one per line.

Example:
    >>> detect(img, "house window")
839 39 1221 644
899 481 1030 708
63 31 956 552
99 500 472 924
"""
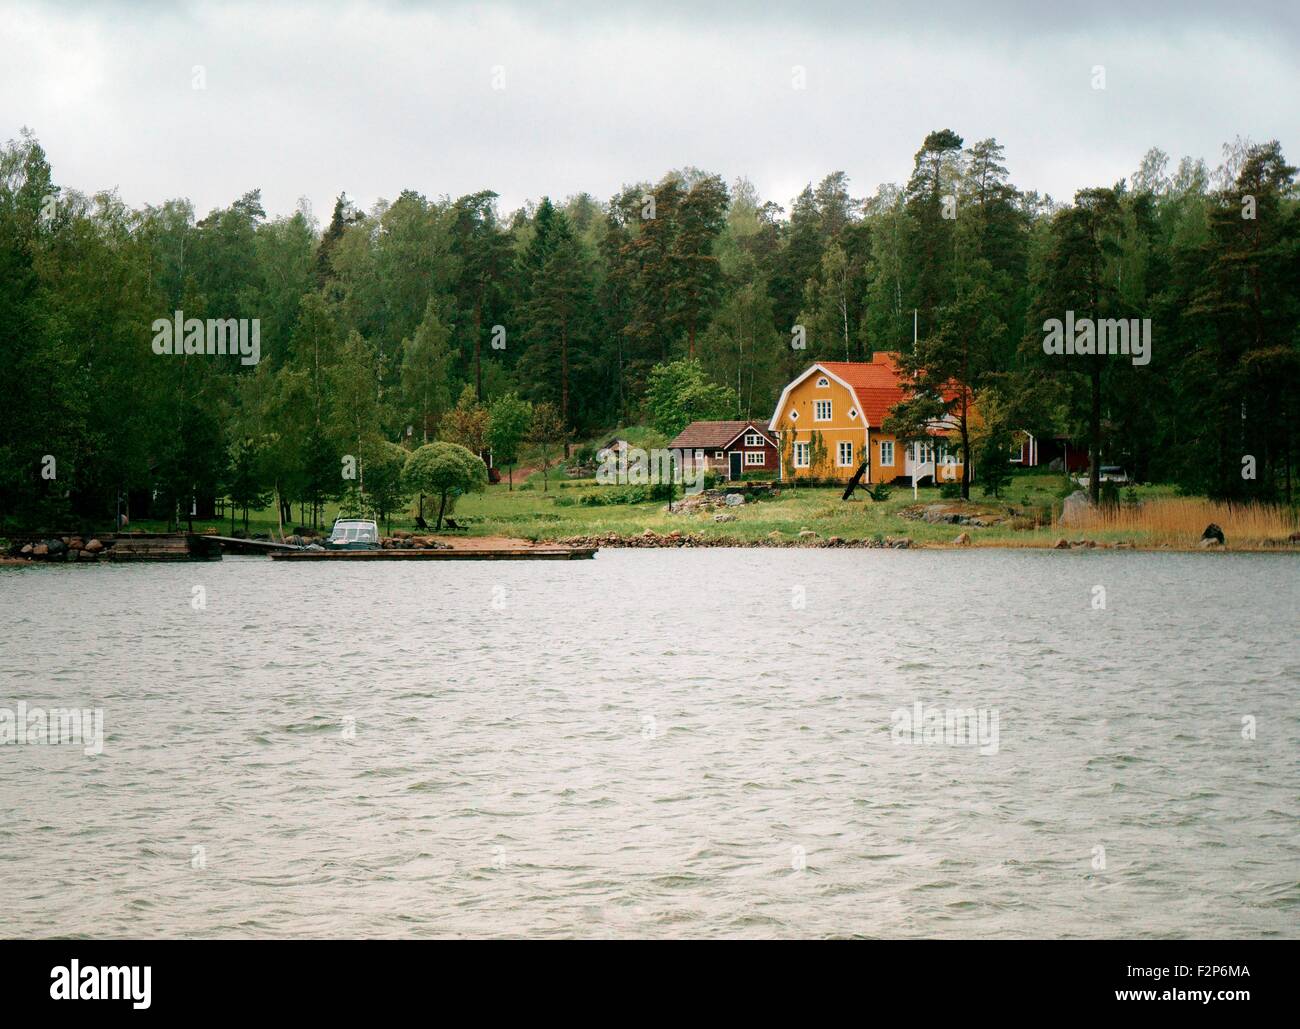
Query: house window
814 400 832 421
744 450 764 466
880 440 894 466
848 409 857 420
816 377 830 388
743 433 764 447
794 442 810 468
837 441 854 466
714 451 723 459
789 409 798 421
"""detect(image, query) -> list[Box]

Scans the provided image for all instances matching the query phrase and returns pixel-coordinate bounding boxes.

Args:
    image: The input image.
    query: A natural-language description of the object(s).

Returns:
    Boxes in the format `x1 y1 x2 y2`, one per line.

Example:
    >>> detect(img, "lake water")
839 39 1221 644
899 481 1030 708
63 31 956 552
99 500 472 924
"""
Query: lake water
1 550 1296 938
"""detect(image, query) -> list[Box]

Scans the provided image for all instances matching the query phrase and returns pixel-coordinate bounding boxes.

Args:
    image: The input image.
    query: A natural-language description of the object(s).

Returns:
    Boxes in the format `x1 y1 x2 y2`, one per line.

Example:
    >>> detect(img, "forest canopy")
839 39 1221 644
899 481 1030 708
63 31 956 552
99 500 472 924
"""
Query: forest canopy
1 128 1296 528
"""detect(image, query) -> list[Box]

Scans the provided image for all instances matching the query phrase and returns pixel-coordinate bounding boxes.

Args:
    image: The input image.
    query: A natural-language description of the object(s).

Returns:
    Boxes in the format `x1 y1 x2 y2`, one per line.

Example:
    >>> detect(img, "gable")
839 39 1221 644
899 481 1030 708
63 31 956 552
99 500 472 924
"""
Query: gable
769 364 868 430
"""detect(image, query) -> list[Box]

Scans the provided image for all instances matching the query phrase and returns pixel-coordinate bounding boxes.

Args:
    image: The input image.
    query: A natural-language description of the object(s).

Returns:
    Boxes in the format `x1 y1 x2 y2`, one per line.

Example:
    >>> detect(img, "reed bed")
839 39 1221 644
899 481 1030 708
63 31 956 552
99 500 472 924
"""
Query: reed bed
1063 497 1298 545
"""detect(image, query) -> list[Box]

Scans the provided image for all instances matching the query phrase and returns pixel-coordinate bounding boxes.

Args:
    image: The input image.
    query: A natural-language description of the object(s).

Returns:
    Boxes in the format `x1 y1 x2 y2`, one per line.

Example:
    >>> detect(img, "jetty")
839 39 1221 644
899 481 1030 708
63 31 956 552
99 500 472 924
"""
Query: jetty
269 544 595 561
7 532 596 563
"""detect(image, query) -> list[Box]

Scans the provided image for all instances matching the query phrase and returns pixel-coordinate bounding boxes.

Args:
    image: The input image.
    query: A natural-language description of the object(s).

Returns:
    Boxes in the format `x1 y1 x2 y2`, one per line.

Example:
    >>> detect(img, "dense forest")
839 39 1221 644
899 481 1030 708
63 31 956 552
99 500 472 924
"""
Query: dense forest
1 127 1296 529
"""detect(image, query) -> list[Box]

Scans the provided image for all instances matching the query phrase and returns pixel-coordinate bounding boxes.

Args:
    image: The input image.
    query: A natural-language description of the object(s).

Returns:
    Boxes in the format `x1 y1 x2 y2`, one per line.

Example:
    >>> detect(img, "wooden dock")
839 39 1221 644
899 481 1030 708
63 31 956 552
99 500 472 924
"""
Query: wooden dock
269 546 595 561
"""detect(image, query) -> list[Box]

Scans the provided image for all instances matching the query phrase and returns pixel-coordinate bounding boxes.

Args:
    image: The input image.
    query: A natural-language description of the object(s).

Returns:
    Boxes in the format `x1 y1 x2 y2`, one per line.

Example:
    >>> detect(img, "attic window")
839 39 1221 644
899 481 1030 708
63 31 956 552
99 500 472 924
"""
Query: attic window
816 377 830 388
789 410 799 421
848 409 857 419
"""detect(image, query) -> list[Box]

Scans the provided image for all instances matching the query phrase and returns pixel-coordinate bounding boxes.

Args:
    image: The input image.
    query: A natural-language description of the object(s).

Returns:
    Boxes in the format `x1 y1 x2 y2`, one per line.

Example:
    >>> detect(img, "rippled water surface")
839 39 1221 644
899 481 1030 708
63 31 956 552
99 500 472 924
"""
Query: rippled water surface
1 550 1296 938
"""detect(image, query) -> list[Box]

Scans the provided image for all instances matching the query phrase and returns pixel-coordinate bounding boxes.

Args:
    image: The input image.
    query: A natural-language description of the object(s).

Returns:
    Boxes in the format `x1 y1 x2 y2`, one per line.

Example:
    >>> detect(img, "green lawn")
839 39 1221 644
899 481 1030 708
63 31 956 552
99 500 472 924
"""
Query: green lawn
457 470 1160 545
89 472 1252 549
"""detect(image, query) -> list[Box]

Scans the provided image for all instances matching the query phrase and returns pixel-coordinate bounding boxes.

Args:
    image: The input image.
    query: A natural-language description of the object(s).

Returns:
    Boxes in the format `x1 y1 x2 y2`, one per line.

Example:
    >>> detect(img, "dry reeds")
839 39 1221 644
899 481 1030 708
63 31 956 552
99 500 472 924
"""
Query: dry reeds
1063 497 1298 545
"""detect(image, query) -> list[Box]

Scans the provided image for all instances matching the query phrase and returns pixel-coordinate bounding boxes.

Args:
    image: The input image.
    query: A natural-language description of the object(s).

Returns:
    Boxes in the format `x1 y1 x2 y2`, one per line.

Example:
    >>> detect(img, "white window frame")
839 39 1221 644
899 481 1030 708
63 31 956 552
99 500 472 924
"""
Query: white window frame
816 377 830 388
713 451 724 459
743 432 764 447
744 450 765 467
880 440 894 466
813 400 832 422
837 441 854 467
793 442 810 468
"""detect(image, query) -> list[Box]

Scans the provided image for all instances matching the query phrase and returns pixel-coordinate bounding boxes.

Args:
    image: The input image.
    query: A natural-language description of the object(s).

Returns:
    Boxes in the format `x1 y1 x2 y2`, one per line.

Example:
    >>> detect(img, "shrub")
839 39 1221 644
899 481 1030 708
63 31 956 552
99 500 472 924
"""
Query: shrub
579 484 656 506
402 442 488 529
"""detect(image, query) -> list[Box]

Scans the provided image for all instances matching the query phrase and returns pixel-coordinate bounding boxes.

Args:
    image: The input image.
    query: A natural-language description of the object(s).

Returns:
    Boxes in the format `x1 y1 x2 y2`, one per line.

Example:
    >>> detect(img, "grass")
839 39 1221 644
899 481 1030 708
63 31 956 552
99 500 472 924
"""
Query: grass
22 469 1299 551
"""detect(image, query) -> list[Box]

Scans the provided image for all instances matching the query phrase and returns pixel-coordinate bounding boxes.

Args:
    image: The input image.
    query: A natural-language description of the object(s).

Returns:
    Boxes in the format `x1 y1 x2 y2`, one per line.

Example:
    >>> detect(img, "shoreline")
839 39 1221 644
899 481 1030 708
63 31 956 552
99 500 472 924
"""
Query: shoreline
5 532 1298 565
544 531 1299 554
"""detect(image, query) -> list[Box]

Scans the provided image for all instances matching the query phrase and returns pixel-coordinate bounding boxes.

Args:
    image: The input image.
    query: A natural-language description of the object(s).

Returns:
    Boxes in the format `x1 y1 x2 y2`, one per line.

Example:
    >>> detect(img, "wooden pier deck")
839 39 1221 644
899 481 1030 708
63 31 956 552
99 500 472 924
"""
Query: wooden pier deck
269 545 595 561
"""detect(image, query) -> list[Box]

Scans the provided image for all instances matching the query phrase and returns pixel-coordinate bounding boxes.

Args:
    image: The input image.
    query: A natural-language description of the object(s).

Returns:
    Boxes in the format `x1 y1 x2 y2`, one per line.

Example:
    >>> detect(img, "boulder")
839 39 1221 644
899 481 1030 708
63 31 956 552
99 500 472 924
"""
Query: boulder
85 538 103 553
20 543 32 555
1052 538 1070 549
953 532 971 546
45 539 66 555
1199 537 1222 548
393 529 412 539
1288 531 1300 543
1201 523 1225 545
724 493 745 506
33 543 49 556
713 513 736 523
1059 491 1092 527
798 530 818 539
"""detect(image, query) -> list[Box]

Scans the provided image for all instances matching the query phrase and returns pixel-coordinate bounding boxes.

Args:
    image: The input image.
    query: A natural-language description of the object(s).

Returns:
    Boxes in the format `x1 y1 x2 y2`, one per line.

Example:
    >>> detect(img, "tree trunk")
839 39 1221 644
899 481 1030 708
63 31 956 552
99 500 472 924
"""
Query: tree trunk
474 296 483 402
435 491 448 531
960 410 971 501
1089 363 1102 505
560 322 570 429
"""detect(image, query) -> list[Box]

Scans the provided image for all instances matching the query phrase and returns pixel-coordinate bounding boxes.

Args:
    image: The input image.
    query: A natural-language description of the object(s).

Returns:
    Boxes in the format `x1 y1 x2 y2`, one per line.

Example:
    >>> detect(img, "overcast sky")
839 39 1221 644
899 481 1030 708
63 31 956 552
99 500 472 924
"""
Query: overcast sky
4 0 1297 222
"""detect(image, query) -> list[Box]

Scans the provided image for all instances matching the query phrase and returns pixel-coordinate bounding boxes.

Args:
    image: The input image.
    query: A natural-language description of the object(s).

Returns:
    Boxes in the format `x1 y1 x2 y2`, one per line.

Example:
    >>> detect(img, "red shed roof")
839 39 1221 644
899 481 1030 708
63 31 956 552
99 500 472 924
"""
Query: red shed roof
668 420 773 449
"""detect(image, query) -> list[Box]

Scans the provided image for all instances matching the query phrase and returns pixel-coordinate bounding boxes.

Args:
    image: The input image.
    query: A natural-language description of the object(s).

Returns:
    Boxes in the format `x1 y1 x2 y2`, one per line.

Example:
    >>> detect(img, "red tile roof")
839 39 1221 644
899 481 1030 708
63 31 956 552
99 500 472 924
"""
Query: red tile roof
819 353 908 427
668 420 772 449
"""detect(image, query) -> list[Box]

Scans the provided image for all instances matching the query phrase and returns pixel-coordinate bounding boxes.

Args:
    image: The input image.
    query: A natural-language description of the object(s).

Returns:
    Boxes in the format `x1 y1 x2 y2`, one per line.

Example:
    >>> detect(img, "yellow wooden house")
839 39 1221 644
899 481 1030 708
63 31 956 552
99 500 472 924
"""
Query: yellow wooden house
767 354 971 484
